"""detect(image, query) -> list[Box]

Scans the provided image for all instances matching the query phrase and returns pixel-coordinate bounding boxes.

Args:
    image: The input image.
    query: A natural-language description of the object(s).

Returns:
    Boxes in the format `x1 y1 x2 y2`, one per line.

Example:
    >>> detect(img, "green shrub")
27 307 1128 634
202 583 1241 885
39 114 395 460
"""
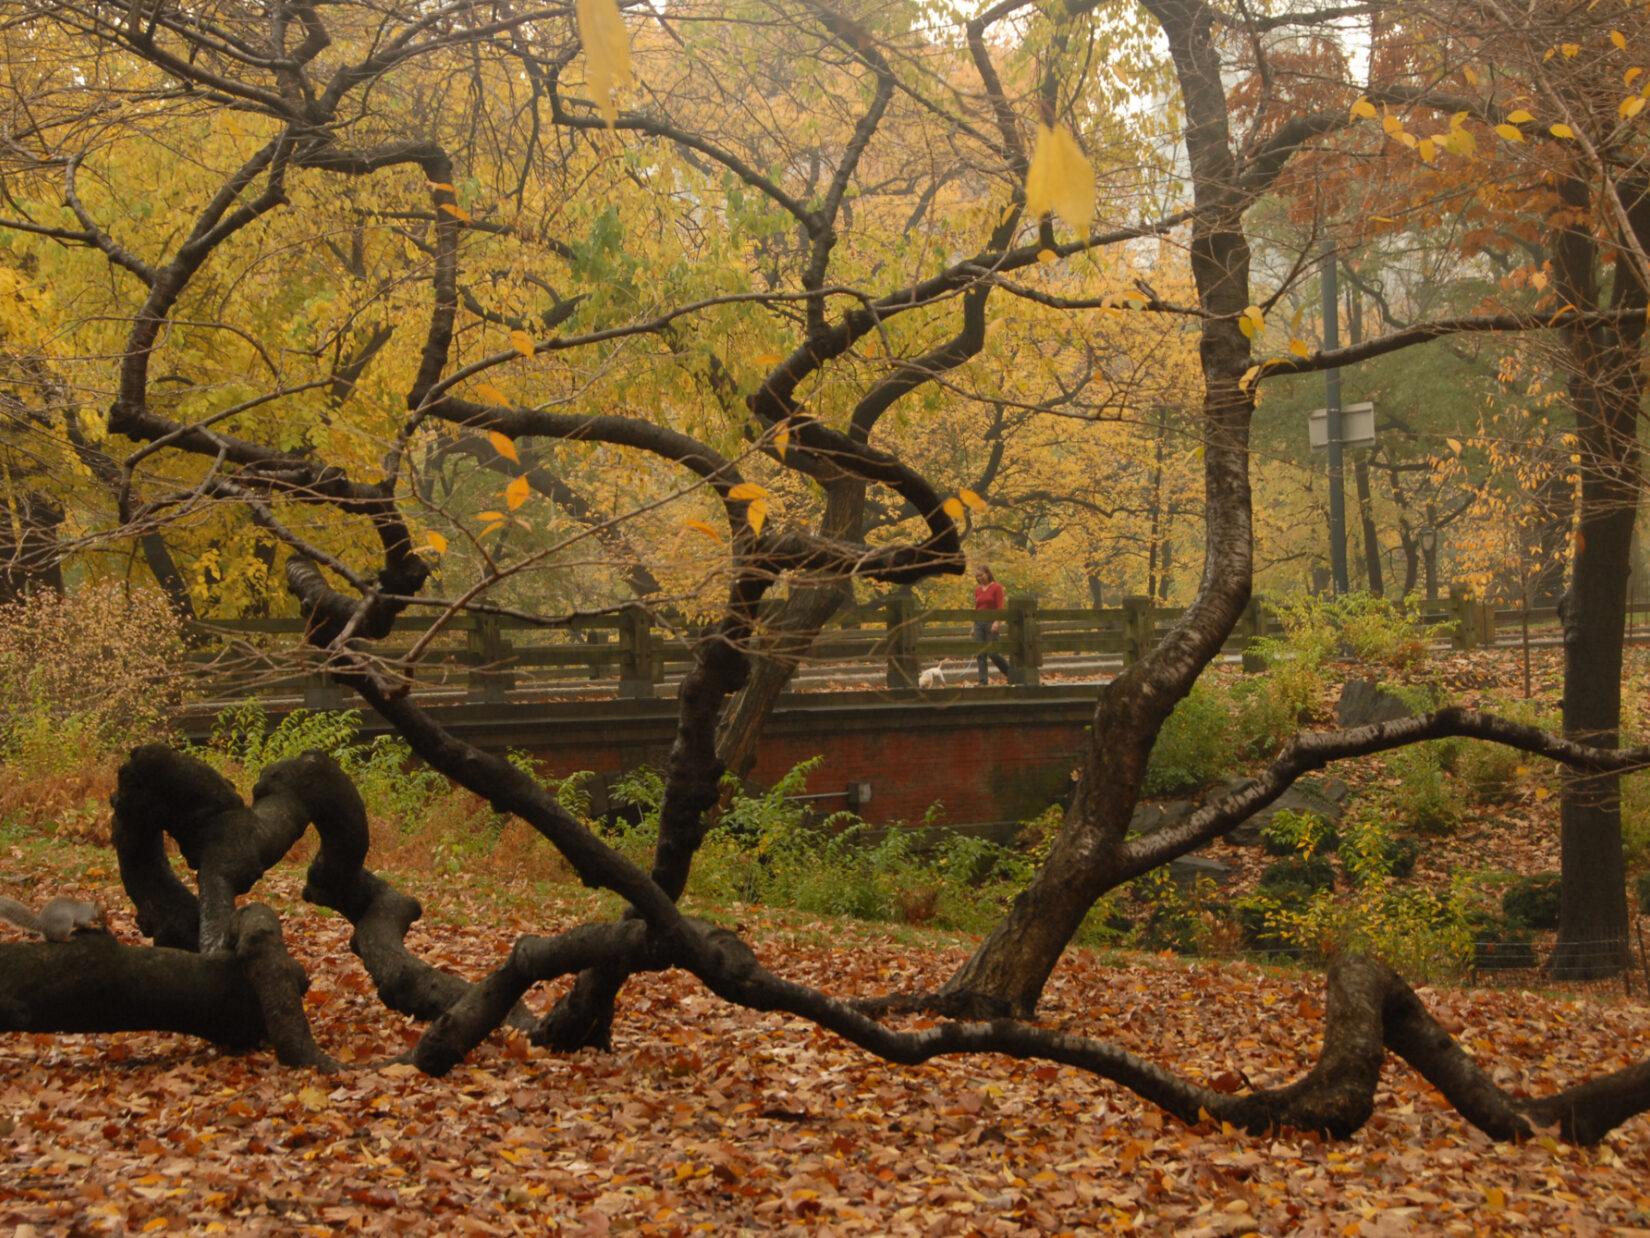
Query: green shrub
1385 745 1461 835
1336 813 1420 884
1247 815 1471 982
1129 869 1220 955
1258 854 1337 898
1259 809 1339 858
1234 890 1309 957
1143 685 1235 796
1457 740 1525 803
1502 872 1561 929
205 701 364 775
195 703 451 830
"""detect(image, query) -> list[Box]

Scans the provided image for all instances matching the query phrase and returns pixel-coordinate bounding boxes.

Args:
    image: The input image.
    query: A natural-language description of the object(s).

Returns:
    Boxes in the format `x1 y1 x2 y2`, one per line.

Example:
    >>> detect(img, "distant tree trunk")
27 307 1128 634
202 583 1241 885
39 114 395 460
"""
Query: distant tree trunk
0 490 64 605
1347 296 1382 595
1355 458 1382 595
1547 180 1643 979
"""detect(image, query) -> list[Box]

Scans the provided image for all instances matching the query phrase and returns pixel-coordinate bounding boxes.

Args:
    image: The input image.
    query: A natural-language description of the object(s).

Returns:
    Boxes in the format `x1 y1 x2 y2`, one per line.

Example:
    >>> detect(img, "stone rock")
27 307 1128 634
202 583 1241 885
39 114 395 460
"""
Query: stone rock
1222 780 1347 848
1168 855 1233 887
1127 799 1197 839
1335 678 1413 728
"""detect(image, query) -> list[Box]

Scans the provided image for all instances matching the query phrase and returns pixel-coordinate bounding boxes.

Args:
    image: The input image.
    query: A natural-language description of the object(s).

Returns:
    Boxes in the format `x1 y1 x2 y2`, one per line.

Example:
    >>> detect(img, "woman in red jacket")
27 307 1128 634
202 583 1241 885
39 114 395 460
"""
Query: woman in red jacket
972 566 1012 684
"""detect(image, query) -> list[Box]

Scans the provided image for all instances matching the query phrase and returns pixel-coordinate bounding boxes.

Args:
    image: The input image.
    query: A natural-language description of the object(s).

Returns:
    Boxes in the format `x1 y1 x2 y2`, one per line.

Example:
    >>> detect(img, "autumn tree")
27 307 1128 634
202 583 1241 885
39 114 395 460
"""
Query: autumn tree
1 0 1649 1147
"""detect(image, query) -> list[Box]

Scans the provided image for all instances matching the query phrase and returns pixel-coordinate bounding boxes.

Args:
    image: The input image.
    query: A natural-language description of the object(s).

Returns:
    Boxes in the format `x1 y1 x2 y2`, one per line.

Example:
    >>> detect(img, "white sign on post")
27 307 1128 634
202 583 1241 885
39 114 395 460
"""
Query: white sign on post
1308 401 1376 450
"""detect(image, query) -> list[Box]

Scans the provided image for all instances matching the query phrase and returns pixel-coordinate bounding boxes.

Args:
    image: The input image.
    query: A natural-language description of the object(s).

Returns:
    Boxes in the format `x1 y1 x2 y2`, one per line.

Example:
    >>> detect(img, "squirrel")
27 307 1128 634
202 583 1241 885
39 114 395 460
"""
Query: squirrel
0 896 108 942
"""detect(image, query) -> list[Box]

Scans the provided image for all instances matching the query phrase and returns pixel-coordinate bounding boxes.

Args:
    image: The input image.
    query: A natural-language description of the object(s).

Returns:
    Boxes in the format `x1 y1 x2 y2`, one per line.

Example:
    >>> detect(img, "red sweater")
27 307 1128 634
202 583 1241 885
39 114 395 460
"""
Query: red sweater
974 581 1004 611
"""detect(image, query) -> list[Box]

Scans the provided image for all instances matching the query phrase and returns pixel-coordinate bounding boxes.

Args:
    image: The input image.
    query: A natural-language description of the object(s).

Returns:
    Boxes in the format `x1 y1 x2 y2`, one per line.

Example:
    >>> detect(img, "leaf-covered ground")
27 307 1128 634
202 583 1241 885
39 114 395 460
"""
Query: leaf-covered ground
2 862 1648 1237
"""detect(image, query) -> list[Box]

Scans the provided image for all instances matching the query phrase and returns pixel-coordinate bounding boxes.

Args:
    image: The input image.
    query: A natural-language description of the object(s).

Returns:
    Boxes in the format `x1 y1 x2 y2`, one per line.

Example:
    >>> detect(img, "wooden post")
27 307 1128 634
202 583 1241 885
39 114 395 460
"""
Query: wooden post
1006 597 1041 686
883 593 919 689
617 608 659 698
1476 599 1496 648
1122 595 1153 666
466 614 516 703
1449 583 1475 650
1239 594 1268 672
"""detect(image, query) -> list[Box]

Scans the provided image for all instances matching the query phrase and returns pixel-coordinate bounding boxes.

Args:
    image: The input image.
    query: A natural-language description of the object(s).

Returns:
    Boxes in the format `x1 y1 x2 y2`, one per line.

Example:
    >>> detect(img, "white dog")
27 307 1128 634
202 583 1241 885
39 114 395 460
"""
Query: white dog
918 663 947 689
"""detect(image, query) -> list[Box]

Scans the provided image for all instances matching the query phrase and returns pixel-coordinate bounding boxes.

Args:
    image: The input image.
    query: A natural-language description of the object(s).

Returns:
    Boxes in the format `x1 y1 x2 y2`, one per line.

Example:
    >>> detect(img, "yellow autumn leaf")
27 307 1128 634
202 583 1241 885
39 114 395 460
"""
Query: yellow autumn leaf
1612 30 1627 51
1037 247 1057 264
1024 123 1094 232
477 510 505 522
1418 138 1437 162
479 521 505 539
1239 365 1261 391
1381 113 1402 134
1289 338 1309 358
942 497 965 519
475 381 510 407
1562 43 1580 58
959 488 988 512
509 329 535 358
576 0 632 127
746 497 768 536
1550 123 1576 139
437 201 472 223
683 519 721 541
504 475 531 510
420 531 447 554
1350 98 1377 119
1535 786 1551 801
1495 123 1525 142
754 351 783 366
727 482 767 502
1485 1186 1506 1211
1446 437 1463 455
1506 109 1535 124
487 430 519 463
297 1085 329 1112
774 426 790 459
427 181 457 193
1621 96 1645 118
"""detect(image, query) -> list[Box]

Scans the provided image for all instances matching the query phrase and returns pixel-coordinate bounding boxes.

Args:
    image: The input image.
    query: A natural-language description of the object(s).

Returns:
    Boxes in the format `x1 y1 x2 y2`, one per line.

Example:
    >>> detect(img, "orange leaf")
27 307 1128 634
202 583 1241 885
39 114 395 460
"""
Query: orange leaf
504 475 531 510
683 519 721 541
475 382 511 407
488 430 519 463
746 497 768 536
509 330 535 358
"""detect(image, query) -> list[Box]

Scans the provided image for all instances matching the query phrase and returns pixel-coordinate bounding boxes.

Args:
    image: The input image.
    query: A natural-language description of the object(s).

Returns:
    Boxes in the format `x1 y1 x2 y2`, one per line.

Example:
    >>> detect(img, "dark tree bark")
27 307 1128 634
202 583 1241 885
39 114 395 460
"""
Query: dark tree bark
111 743 524 1024
0 904 335 1069
0 491 64 605
1547 179 1644 979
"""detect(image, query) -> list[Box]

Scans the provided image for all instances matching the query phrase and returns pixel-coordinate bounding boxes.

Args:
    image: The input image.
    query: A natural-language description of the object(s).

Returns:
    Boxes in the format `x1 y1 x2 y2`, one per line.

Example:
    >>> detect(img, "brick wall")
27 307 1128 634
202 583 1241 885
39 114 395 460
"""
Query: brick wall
512 690 1097 830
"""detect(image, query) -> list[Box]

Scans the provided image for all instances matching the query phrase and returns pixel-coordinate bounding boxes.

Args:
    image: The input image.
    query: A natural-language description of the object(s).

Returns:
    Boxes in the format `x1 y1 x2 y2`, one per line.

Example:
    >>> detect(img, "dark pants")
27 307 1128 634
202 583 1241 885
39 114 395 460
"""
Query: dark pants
972 620 1011 684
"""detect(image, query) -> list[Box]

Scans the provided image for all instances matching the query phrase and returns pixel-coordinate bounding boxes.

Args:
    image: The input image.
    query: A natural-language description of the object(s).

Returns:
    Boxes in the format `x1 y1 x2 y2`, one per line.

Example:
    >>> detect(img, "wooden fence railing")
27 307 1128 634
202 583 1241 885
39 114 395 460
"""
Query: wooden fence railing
181 590 1636 708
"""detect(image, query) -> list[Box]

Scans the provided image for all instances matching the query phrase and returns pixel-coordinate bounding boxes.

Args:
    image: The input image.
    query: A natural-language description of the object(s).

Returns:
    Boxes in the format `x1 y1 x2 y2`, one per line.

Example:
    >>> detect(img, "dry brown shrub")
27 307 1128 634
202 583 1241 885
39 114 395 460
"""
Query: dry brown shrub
0 583 184 762
0 753 120 842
